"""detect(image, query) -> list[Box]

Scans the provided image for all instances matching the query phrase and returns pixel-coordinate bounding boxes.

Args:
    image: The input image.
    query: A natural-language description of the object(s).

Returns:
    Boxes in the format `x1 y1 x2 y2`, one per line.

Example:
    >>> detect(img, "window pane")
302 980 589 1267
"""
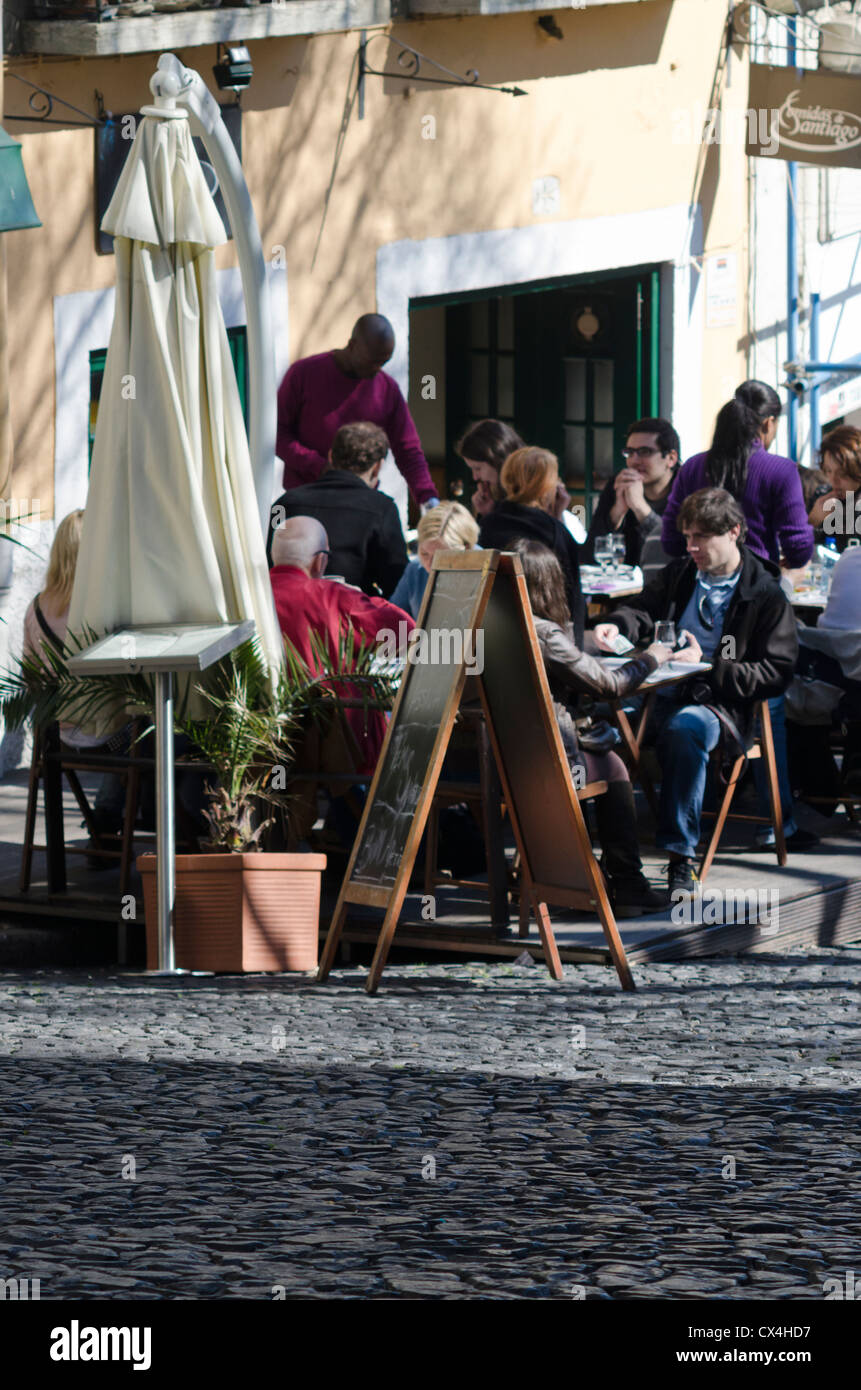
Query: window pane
564 425 587 486
497 354 514 418
470 353 489 416
497 295 514 351
593 427 614 480
470 300 489 349
593 360 614 423
564 358 586 420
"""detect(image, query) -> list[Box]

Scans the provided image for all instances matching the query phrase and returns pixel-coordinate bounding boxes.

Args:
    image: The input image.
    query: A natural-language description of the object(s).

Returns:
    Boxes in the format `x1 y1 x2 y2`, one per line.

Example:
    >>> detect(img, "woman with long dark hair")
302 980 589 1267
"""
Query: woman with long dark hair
478 445 587 643
661 380 814 568
456 419 525 518
512 538 673 917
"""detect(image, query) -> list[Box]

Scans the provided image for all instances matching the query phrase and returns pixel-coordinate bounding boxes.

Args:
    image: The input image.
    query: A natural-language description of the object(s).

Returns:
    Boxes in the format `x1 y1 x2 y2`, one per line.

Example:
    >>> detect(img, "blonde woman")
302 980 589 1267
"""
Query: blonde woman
389 500 479 618
478 445 586 643
23 510 86 677
23 511 131 849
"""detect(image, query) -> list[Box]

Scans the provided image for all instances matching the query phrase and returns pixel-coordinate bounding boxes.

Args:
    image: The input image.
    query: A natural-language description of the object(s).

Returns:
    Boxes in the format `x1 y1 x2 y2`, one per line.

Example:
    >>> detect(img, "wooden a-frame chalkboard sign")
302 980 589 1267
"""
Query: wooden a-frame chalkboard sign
317 550 635 994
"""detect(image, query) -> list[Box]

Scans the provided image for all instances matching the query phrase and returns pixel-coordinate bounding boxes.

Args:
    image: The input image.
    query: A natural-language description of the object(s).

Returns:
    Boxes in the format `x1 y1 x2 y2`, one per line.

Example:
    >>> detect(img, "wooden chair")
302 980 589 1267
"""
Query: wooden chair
20 723 151 895
698 699 786 884
20 722 212 896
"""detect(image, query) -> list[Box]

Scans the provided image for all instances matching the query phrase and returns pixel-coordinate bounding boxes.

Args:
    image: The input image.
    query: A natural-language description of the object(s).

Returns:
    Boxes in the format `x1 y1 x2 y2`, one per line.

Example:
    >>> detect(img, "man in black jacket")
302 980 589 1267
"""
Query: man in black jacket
268 422 408 597
593 488 798 895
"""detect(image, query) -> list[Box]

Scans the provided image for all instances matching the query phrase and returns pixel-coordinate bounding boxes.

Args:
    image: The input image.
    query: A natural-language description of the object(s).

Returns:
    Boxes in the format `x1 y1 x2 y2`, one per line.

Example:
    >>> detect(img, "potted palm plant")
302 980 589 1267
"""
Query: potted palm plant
0 631 396 973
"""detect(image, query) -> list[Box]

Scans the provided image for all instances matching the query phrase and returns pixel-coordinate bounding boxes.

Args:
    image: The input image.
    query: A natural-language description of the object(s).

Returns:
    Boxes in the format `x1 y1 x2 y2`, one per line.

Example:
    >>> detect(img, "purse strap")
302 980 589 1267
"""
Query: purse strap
33 595 66 658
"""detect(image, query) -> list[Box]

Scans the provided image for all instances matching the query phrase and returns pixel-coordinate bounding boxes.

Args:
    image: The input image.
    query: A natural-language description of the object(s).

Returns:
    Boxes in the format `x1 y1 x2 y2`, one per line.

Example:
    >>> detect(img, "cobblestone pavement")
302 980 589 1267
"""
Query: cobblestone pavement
0 949 859 1300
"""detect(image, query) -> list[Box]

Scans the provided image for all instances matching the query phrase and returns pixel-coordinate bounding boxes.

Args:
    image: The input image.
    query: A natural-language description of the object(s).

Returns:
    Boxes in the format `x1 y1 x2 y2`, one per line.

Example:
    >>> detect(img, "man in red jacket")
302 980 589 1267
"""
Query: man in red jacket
275 314 439 509
270 516 414 773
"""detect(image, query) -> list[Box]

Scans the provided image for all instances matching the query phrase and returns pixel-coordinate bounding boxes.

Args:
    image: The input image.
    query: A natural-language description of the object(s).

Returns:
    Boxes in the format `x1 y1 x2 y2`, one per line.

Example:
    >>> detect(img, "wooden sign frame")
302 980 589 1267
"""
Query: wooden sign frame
317 551 634 994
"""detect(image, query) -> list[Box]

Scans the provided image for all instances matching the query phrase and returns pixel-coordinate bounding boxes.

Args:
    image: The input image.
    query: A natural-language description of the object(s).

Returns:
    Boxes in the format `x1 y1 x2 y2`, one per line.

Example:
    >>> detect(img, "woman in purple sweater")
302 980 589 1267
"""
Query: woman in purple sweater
661 381 814 569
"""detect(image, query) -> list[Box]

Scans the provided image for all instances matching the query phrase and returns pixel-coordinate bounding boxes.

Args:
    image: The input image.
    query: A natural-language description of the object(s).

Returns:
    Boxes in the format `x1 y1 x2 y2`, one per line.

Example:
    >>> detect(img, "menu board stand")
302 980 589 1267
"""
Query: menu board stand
318 553 634 994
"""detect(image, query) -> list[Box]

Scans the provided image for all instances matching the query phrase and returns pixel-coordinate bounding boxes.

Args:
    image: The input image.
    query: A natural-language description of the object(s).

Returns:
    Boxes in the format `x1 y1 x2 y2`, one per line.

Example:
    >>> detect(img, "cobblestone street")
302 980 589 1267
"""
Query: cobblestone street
1 949 859 1300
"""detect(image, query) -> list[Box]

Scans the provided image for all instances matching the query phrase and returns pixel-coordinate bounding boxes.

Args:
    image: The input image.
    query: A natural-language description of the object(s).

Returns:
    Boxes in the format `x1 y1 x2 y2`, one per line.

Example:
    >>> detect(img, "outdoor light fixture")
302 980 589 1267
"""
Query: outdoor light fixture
0 126 41 232
213 46 253 94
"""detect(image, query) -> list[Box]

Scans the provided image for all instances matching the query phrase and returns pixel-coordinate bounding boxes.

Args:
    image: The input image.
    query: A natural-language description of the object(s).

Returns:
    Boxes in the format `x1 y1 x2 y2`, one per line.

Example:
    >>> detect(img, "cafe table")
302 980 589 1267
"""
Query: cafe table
580 564 643 598
788 583 828 613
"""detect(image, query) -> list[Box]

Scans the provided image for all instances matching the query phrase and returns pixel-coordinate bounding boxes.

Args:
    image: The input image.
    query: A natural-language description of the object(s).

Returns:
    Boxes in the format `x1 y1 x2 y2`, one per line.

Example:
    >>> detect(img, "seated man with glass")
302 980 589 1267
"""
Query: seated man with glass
584 417 680 582
593 488 798 897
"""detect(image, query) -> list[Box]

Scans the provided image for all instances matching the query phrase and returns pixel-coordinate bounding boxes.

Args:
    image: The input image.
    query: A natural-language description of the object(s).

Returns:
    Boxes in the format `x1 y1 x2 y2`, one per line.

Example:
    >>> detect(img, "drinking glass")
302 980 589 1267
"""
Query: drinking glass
655 621 676 648
609 533 626 572
594 537 613 574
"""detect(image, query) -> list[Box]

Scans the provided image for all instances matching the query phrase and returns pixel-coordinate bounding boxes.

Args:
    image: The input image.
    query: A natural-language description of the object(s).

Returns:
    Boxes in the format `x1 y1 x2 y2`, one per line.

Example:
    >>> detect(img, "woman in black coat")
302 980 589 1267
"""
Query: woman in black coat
478 445 586 643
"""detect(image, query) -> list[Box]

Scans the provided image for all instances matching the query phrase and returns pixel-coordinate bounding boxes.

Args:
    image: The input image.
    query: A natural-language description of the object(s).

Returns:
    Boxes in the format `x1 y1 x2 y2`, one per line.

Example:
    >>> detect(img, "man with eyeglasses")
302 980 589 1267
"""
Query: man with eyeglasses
584 417 680 579
593 488 798 899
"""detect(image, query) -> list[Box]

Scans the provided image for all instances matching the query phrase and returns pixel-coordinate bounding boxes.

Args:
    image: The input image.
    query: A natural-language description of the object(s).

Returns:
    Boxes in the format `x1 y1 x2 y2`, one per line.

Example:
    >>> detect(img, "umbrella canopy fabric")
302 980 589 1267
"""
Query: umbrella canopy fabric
68 109 283 703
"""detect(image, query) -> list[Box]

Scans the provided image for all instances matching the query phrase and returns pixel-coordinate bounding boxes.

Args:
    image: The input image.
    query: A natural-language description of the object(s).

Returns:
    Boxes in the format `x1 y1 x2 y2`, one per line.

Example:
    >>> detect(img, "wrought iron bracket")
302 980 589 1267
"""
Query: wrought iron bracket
3 75 104 128
357 30 528 119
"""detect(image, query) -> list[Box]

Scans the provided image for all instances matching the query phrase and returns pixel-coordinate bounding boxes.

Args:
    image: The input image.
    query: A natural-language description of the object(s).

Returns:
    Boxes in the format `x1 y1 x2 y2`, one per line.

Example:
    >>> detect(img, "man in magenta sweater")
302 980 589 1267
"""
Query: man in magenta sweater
276 314 439 508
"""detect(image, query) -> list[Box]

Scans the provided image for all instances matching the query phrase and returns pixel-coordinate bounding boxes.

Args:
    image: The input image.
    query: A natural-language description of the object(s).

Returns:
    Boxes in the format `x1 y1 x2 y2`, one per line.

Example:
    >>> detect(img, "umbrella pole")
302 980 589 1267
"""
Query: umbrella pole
155 670 176 972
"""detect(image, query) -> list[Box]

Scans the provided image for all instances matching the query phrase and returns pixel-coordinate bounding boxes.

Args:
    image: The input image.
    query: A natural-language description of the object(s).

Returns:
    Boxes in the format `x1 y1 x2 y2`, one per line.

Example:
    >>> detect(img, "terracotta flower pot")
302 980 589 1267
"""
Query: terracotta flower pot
139 852 327 972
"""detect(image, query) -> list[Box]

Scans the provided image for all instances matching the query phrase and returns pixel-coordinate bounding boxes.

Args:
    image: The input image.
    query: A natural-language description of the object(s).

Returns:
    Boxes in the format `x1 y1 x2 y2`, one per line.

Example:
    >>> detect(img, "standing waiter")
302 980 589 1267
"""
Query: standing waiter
276 313 439 510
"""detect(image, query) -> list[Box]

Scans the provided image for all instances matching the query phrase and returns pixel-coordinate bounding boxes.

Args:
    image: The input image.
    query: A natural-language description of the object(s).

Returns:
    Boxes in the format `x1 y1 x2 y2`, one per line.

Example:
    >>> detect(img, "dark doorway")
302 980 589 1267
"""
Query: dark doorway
428 267 662 520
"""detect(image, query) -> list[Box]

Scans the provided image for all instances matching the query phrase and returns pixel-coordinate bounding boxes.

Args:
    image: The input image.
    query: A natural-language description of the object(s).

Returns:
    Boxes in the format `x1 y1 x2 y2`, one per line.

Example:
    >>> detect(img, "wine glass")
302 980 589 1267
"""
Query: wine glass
594 537 613 574
655 621 676 649
609 533 626 573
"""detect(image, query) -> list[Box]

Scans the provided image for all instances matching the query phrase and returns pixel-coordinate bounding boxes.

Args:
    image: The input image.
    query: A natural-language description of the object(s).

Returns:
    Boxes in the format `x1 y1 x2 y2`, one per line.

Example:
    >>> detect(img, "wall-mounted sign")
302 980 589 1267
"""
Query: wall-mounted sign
821 375 861 425
705 252 737 329
747 63 861 169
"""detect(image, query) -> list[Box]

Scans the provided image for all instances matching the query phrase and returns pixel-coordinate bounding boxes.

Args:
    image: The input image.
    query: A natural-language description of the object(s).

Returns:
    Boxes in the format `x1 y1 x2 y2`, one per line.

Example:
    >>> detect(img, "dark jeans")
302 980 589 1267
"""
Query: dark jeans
651 698 722 859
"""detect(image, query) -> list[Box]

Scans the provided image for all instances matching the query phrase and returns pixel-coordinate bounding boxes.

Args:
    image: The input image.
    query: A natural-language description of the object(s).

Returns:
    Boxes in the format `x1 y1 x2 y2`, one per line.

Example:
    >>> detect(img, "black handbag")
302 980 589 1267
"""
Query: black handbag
575 716 619 755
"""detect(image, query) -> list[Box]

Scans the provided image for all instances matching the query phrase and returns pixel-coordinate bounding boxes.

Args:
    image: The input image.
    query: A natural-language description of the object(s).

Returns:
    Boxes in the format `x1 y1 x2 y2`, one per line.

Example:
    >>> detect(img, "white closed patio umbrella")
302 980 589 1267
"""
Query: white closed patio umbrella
65 61 284 972
68 65 283 685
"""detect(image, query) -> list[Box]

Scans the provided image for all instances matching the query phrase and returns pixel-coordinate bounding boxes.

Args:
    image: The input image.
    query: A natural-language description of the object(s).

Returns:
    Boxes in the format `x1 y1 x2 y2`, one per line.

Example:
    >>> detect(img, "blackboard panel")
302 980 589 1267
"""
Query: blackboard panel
350 562 493 888
479 564 594 897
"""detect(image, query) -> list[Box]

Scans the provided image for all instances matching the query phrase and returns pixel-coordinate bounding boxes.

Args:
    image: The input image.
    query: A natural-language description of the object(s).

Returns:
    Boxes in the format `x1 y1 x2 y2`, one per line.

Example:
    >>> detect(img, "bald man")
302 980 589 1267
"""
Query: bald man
270 516 414 772
275 314 439 509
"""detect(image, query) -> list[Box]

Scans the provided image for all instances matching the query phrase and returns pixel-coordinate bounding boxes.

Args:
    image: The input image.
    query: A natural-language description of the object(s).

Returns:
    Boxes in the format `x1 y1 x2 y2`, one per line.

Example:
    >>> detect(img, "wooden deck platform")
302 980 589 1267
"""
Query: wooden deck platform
0 766 859 970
